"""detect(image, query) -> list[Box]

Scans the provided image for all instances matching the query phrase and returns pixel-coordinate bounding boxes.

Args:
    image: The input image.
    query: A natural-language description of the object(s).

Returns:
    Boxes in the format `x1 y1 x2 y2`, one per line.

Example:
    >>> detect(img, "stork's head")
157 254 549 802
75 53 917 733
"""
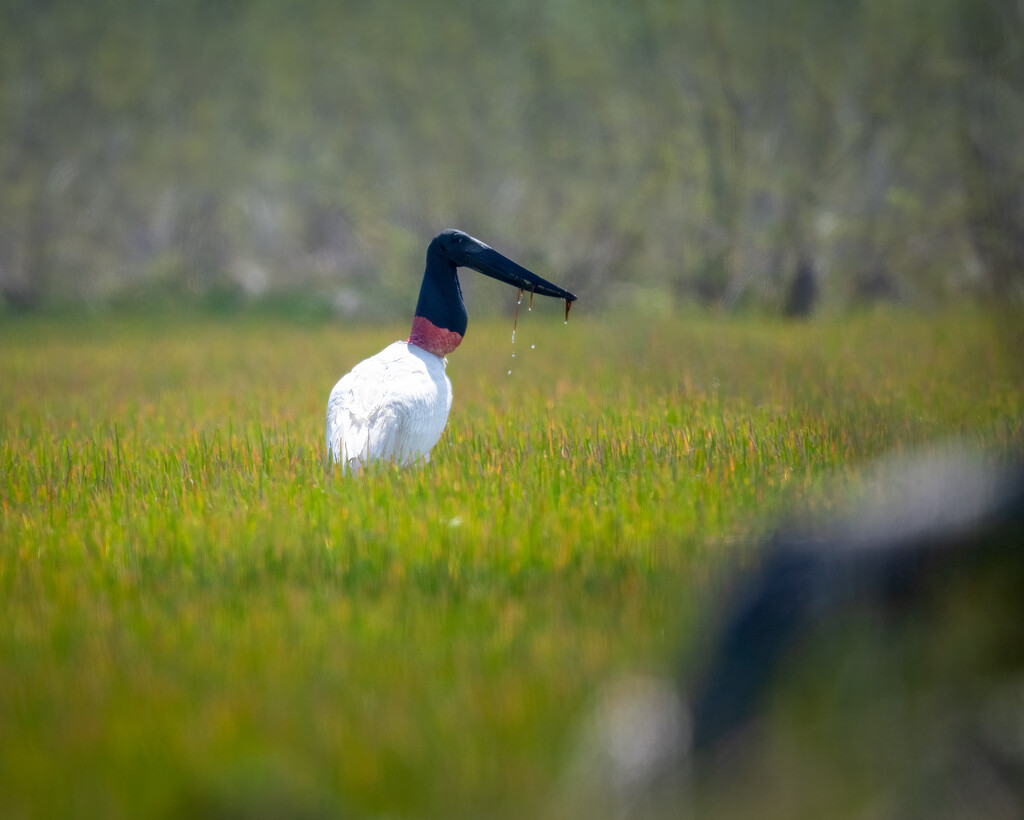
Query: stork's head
409 229 576 357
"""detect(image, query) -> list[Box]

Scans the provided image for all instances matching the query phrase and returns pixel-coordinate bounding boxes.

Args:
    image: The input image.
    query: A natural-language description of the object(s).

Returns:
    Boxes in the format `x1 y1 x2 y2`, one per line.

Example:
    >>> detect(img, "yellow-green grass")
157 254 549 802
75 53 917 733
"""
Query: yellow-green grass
1 307 1021 818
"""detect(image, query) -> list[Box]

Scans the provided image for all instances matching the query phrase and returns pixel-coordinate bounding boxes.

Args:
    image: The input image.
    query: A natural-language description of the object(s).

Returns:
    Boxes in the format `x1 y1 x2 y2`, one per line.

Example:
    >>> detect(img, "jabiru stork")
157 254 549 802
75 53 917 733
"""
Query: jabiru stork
326 229 576 473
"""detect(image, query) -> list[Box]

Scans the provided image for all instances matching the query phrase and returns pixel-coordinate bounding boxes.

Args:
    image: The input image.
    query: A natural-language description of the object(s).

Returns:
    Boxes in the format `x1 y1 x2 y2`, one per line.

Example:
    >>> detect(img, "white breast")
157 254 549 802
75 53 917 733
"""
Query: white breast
326 341 453 474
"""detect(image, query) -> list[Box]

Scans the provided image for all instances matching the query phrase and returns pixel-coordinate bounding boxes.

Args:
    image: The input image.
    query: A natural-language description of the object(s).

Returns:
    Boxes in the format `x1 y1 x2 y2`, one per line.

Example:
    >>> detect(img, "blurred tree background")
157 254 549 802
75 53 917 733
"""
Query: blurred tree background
1 0 1021 316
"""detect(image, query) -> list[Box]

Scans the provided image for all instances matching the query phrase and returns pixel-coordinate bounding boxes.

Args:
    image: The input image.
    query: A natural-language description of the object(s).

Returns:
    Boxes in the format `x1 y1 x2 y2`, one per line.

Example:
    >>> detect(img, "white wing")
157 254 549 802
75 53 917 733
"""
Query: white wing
326 341 453 474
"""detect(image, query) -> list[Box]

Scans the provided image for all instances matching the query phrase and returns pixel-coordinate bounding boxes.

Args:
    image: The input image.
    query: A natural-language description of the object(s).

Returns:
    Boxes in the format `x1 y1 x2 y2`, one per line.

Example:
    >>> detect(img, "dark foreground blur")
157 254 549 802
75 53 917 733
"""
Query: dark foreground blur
564 445 1024 819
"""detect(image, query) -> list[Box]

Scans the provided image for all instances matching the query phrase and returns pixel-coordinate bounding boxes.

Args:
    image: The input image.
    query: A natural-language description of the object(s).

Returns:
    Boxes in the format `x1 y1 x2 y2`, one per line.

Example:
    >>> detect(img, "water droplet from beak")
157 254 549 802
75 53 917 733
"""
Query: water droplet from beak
512 288 525 342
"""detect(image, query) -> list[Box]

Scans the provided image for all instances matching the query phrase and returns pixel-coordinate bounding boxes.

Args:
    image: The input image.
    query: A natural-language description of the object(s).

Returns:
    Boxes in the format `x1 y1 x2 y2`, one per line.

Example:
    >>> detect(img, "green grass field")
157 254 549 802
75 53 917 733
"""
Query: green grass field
1 307 1021 819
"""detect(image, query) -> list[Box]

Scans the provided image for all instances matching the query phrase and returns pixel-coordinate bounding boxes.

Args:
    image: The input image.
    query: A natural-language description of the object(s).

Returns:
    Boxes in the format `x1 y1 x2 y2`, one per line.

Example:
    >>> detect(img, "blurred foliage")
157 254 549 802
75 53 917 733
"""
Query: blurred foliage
0 0 1021 314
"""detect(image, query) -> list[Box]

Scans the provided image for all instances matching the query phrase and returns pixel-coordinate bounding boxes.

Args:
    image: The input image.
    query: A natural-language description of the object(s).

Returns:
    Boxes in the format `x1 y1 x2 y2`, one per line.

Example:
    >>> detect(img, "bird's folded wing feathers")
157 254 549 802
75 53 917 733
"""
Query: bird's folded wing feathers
326 343 451 471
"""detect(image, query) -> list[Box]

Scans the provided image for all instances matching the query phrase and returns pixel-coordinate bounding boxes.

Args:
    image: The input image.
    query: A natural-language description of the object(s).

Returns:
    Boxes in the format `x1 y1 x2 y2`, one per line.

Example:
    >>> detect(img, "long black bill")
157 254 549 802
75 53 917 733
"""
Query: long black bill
459 242 577 302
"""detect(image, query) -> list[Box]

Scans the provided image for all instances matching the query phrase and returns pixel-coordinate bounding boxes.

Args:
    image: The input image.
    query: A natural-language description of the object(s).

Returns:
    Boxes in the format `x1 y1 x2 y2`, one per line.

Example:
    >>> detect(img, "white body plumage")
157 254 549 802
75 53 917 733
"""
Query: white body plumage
326 341 453 474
